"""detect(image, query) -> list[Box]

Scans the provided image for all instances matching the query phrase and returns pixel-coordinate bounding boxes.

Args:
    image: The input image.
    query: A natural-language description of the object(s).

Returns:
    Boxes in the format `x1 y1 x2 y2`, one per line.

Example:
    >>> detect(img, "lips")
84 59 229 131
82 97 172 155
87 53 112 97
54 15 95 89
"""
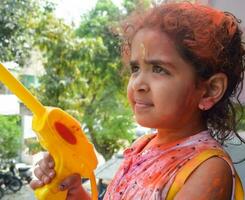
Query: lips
134 99 154 108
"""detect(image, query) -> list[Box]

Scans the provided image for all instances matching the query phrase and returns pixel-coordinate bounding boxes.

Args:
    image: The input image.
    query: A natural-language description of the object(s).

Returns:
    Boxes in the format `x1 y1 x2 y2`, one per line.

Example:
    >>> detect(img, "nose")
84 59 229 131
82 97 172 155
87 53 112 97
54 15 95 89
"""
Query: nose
132 73 149 92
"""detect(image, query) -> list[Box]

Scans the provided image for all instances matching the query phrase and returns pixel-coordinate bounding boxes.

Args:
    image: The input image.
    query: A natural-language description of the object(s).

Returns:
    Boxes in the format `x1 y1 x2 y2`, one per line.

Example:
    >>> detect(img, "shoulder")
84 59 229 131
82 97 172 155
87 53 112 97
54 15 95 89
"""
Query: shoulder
174 156 233 200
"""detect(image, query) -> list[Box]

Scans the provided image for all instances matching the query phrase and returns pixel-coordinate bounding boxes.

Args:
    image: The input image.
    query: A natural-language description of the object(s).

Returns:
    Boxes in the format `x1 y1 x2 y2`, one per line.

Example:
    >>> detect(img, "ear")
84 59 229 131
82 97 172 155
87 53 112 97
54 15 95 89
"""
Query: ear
198 73 228 111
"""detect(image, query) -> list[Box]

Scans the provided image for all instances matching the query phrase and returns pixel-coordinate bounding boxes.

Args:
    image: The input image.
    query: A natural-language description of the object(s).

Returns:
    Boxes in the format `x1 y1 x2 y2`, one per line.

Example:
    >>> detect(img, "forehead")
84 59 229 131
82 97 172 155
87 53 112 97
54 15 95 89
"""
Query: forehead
130 28 178 61
130 28 197 77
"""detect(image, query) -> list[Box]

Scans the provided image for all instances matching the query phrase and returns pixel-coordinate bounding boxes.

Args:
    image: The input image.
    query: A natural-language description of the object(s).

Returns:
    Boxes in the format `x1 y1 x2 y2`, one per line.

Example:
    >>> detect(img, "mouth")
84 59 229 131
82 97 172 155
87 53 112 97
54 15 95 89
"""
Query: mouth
134 99 154 108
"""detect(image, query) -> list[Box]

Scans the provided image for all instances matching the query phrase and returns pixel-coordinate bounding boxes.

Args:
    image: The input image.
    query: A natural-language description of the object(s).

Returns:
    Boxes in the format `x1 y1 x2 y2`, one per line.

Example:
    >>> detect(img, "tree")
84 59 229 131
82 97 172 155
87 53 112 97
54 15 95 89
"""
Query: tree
0 0 57 161
0 116 21 159
0 0 36 65
122 0 151 14
75 0 137 160
33 12 83 110
33 0 137 160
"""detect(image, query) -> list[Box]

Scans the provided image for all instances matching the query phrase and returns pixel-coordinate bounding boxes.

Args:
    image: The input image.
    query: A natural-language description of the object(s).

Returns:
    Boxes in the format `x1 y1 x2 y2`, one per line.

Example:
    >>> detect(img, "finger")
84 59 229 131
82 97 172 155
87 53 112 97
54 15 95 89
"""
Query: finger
43 152 55 168
59 173 81 191
33 166 55 184
29 179 44 190
37 158 55 178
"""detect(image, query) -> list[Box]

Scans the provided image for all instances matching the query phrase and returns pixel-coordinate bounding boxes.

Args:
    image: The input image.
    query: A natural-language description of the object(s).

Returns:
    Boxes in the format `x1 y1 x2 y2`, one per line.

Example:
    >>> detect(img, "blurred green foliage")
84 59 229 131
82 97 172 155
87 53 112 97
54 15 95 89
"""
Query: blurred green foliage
25 138 44 155
237 105 245 131
0 0 38 65
0 115 21 159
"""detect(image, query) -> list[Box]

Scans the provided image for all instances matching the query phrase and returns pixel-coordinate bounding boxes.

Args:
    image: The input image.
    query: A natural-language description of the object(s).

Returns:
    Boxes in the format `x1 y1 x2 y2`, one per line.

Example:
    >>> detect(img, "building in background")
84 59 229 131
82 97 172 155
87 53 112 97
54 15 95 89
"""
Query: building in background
0 51 44 163
201 0 245 26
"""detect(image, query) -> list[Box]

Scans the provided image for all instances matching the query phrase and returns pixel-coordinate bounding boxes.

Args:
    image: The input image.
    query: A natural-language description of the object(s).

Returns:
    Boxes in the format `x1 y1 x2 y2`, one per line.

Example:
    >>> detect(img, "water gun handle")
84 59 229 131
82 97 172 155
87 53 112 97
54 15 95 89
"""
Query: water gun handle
32 109 98 200
35 172 97 200
35 145 98 200
34 158 98 200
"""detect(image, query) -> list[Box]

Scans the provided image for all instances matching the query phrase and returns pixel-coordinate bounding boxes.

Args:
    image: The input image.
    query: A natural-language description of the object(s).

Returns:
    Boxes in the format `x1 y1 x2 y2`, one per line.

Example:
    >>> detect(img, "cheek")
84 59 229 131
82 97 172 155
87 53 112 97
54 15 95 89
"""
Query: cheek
127 81 134 104
182 84 201 107
156 83 196 112
177 87 196 109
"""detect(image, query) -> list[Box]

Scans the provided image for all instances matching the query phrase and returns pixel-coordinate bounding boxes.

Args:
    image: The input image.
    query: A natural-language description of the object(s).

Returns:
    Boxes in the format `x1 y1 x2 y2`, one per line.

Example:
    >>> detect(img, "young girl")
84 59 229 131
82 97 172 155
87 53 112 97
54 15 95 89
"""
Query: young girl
30 2 245 200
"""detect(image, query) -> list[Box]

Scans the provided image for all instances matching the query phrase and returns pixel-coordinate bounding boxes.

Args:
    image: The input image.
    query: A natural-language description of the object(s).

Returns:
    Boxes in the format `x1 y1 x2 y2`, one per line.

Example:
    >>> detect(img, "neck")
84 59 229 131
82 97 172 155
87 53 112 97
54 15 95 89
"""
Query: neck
155 121 207 146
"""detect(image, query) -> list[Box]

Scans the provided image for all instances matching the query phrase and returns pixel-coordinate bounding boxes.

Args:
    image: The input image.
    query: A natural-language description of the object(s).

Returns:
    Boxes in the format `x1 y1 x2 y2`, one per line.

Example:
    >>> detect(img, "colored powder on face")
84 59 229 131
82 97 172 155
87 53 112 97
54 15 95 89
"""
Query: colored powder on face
140 43 146 60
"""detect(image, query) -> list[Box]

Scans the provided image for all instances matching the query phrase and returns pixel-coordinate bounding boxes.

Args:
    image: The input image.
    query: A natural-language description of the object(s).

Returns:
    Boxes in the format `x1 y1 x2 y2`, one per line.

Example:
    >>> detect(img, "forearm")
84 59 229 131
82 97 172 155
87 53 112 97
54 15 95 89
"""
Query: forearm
79 186 91 200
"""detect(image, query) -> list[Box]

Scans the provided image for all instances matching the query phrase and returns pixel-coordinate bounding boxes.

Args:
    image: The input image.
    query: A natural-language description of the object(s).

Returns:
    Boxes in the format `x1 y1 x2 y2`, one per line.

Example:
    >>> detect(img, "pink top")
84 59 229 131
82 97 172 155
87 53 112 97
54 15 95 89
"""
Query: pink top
103 130 236 200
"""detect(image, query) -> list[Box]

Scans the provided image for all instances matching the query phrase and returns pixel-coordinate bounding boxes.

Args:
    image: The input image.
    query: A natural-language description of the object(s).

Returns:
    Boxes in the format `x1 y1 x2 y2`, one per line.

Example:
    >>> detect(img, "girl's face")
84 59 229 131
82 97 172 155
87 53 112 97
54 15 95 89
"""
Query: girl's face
127 28 205 131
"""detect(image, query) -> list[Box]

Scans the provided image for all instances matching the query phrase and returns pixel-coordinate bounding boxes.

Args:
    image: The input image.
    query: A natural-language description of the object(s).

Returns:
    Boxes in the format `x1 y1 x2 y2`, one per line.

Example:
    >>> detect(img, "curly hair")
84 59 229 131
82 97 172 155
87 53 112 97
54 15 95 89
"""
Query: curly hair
120 2 245 144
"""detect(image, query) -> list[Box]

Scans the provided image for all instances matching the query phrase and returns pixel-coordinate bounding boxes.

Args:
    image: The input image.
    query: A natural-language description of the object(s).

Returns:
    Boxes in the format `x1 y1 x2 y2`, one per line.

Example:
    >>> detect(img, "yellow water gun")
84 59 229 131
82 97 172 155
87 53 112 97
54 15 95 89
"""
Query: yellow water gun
0 63 98 200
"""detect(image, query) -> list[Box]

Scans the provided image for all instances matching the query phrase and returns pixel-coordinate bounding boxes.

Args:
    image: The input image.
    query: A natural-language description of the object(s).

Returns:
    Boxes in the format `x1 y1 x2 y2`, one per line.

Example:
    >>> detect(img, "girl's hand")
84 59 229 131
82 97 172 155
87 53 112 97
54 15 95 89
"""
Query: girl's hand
30 152 90 200
30 152 56 188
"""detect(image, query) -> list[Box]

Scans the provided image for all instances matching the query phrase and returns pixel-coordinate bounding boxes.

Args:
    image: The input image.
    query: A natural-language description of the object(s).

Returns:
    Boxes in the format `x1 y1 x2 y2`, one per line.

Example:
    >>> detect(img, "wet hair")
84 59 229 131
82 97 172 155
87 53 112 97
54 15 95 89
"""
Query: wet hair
120 2 245 144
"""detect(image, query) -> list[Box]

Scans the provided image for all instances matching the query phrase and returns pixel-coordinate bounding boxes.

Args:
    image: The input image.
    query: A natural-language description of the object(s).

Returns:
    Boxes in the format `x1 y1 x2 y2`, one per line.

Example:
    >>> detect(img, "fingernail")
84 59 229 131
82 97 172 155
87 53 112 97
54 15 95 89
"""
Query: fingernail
59 183 66 191
49 171 55 178
44 177 50 184
38 180 44 186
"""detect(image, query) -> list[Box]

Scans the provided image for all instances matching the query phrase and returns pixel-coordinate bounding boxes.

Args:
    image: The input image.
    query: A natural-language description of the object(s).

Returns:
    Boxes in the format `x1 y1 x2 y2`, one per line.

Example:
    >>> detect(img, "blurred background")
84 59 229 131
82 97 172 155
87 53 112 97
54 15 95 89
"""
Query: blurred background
0 0 244 199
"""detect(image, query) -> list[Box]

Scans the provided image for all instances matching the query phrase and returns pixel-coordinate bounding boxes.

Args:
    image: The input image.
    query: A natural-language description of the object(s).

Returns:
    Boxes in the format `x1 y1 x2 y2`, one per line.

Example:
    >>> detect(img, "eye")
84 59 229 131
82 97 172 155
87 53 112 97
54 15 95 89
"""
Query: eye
130 65 140 73
152 65 169 75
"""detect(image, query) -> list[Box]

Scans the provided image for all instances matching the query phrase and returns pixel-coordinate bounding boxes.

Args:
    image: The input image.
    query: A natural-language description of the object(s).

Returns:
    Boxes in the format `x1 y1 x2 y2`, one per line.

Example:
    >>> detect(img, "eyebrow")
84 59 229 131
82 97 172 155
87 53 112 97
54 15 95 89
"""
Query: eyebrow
130 59 176 69
129 60 139 66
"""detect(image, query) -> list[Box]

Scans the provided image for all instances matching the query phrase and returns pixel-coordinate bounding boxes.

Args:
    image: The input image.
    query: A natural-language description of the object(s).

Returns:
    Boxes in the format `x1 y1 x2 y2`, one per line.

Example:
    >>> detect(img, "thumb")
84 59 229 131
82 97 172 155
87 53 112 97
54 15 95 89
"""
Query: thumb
59 173 81 191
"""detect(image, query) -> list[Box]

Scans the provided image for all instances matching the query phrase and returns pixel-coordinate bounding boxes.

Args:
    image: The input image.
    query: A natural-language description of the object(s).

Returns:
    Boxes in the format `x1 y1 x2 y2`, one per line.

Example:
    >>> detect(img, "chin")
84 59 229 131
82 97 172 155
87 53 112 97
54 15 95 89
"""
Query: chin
136 119 157 129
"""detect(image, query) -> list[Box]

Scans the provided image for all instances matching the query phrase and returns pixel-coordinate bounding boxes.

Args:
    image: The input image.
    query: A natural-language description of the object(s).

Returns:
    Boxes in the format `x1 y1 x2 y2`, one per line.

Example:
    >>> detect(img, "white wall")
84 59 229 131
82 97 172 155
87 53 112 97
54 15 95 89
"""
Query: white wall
210 0 245 28
0 95 19 115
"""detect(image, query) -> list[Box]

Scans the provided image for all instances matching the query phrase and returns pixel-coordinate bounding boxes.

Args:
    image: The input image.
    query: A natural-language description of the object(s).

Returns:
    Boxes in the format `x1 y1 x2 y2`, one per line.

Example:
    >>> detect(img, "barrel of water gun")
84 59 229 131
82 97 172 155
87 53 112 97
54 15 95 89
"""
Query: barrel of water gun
0 63 98 200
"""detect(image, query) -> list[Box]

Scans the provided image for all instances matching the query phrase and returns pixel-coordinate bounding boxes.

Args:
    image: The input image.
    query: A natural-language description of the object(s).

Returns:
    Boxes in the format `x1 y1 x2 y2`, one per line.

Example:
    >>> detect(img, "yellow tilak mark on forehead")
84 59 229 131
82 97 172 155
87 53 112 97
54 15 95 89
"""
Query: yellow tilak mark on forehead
140 43 146 60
